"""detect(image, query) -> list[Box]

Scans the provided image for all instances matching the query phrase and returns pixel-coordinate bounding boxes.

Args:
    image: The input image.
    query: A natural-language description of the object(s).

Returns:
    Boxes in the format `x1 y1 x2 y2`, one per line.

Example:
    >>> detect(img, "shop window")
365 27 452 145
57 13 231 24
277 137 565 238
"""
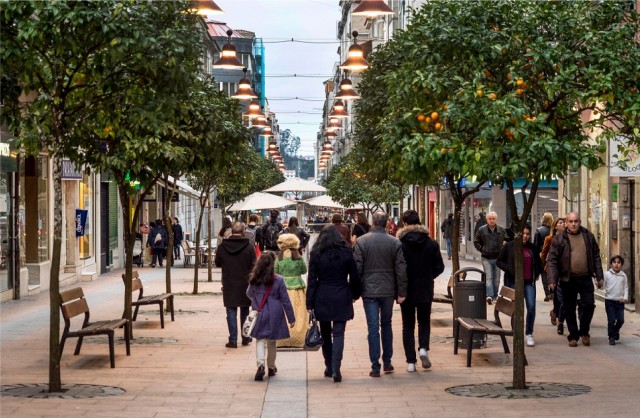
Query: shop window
78 174 94 259
21 155 49 263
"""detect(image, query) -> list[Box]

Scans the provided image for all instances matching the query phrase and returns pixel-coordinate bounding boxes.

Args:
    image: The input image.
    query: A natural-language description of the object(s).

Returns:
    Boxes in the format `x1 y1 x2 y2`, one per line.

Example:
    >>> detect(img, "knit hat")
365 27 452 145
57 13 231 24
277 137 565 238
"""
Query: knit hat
277 233 300 251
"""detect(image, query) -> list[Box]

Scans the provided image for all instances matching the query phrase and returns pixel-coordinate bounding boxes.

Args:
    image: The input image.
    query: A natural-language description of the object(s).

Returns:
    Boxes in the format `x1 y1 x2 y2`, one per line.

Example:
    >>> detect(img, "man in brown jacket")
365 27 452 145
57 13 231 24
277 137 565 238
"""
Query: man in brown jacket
547 212 603 347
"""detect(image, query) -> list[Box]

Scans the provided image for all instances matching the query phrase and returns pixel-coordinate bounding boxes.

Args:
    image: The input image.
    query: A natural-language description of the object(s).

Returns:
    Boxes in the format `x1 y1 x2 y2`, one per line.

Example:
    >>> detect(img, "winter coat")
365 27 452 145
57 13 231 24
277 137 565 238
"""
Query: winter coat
440 218 453 240
215 235 256 307
275 257 307 290
533 225 550 252
307 245 359 321
397 225 445 304
147 225 168 249
353 227 407 298
603 269 629 301
172 223 184 244
473 224 506 259
496 241 543 287
247 275 295 340
546 226 604 286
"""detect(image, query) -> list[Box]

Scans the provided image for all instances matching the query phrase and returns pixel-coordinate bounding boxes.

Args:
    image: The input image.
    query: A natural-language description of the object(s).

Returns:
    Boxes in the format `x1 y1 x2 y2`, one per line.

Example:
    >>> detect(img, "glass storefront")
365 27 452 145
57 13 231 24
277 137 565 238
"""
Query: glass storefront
21 155 48 265
78 174 94 260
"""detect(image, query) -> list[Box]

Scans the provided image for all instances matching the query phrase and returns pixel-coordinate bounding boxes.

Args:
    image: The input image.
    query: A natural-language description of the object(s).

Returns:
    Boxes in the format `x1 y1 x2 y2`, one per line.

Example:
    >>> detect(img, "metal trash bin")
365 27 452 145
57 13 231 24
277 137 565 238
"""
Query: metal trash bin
453 267 487 349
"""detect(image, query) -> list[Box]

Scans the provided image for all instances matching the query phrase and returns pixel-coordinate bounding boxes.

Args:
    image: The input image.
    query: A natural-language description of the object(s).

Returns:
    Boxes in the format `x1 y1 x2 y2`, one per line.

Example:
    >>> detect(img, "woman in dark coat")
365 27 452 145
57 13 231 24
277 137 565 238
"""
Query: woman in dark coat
306 225 360 382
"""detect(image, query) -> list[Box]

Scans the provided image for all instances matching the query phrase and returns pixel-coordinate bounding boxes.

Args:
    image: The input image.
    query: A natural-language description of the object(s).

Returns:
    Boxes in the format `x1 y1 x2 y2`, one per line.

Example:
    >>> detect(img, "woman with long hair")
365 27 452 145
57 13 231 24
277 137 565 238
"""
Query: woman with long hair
351 212 370 243
284 216 310 252
541 217 566 335
306 225 360 382
217 217 233 247
275 234 308 348
247 252 295 381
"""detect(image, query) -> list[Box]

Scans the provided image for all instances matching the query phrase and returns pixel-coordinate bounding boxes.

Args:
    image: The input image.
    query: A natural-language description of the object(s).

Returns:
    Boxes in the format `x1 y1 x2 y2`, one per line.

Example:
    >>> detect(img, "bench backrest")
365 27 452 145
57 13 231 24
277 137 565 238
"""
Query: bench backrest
181 241 192 254
494 286 515 327
122 271 143 296
60 287 90 326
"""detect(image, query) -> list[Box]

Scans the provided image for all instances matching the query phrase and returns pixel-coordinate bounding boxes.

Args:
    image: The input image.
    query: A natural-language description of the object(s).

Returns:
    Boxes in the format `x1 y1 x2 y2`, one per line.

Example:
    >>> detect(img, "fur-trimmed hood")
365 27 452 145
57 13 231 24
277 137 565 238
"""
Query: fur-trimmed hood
397 224 430 244
277 233 300 250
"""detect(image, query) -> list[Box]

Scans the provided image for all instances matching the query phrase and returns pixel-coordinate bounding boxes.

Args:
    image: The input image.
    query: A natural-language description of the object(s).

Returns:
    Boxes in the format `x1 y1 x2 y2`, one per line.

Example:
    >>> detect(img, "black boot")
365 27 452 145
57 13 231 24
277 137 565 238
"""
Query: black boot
255 365 265 381
333 371 342 383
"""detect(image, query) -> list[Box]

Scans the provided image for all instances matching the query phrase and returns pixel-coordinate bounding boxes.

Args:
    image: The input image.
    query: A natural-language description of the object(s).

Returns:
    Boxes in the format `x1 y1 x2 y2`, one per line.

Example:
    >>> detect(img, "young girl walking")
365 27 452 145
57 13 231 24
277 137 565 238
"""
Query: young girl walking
247 252 296 381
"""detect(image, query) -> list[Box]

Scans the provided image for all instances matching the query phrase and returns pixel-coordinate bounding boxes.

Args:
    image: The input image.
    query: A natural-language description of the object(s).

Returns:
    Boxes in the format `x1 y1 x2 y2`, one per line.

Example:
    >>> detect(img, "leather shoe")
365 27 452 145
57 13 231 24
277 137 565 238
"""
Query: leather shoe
581 335 590 346
369 370 381 378
557 323 564 335
550 309 557 325
324 367 332 377
383 364 394 373
225 341 237 348
268 367 277 377
568 340 578 347
255 365 265 381
332 372 342 383
241 337 252 346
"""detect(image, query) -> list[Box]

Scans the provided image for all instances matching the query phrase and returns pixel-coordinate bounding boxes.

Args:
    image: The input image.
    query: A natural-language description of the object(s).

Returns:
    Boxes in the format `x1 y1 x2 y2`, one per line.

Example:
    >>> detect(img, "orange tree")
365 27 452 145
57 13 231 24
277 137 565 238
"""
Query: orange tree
359 0 639 388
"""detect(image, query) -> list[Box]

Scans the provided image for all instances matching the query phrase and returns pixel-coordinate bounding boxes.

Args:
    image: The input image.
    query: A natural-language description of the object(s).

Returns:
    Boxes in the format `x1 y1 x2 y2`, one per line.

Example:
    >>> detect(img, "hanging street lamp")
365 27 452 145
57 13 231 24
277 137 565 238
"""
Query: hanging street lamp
339 31 369 72
329 99 349 119
327 118 343 131
232 68 258 100
193 0 223 15
243 99 265 119
213 30 244 70
335 77 360 100
351 0 395 18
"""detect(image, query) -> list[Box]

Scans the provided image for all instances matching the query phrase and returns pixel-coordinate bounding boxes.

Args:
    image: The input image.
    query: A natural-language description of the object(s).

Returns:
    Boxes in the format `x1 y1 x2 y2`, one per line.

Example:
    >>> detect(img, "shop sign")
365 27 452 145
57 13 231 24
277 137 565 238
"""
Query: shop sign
610 136 640 177
62 159 83 180
75 209 88 237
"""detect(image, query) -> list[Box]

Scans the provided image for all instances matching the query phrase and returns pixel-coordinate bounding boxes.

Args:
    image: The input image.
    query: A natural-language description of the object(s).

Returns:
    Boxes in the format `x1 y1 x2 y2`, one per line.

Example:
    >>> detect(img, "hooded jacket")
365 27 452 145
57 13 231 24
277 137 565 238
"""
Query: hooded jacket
353 227 407 298
215 235 256 307
397 225 445 304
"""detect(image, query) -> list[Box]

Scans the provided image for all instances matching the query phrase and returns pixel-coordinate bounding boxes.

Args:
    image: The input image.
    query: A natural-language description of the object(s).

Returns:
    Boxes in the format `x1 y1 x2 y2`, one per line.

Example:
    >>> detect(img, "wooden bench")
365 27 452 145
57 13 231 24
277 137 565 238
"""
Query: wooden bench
453 286 518 367
60 287 130 368
123 271 175 328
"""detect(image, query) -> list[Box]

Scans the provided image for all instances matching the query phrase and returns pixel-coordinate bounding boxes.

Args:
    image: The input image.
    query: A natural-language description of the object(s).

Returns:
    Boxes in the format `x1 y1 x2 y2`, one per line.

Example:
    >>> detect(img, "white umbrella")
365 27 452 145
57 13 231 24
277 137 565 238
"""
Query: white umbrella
305 195 344 209
263 177 326 193
228 192 295 211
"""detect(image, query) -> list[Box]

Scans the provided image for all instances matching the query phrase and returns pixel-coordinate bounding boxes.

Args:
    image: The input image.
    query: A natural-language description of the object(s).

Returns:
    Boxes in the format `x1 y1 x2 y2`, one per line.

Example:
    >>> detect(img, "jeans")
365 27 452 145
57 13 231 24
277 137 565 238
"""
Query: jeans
560 275 596 341
256 339 276 368
445 238 452 258
320 321 346 375
482 257 500 298
524 281 536 335
400 301 432 363
226 306 249 343
152 248 165 266
173 243 181 259
363 297 395 372
604 299 625 339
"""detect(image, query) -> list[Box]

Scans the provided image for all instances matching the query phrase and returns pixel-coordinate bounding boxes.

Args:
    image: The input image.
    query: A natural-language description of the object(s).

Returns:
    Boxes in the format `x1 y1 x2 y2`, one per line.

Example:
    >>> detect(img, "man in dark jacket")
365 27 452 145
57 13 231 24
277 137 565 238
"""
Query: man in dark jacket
547 212 603 348
398 210 444 372
473 211 506 304
215 221 257 348
533 212 553 301
148 220 168 268
440 213 454 260
353 211 407 377
260 209 283 252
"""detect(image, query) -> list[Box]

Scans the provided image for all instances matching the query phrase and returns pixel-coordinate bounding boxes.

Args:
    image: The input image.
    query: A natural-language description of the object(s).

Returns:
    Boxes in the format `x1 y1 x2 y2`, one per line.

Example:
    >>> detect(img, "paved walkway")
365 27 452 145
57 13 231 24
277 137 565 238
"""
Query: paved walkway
1 255 639 417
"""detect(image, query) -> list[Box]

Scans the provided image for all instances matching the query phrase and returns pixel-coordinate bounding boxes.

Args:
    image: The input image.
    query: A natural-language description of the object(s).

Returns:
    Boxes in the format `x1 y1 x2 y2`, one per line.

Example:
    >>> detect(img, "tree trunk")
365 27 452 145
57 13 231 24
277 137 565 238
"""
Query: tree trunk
192 191 207 294
48 158 62 393
207 195 212 282
163 174 173 295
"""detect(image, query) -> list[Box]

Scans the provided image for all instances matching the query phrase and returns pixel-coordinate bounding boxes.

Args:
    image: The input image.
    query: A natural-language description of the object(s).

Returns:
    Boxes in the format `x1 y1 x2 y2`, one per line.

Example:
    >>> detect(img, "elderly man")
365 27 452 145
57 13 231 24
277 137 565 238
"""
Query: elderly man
547 212 603 347
215 221 257 348
353 211 407 378
473 211 506 304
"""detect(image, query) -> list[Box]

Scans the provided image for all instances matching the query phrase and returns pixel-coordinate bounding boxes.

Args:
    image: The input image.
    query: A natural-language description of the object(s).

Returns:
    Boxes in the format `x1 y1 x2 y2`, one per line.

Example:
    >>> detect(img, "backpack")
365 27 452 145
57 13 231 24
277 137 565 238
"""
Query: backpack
244 227 256 246
263 222 281 249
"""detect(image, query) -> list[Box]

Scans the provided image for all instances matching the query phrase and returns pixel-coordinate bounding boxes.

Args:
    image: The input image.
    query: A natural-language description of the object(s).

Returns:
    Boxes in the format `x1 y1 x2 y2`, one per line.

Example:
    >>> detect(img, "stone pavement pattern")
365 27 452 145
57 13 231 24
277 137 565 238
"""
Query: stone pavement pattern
1 255 639 417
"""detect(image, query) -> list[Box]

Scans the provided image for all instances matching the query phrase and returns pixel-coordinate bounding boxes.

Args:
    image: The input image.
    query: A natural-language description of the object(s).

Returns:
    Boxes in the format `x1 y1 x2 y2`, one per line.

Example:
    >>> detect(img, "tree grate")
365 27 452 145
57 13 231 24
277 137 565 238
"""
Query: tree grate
446 382 591 399
1 383 125 399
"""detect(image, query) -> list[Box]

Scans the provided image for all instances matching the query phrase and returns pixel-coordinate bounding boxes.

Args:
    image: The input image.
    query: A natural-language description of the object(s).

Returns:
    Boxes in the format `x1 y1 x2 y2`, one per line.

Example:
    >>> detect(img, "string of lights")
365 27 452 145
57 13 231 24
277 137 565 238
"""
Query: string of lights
265 74 334 78
267 97 325 101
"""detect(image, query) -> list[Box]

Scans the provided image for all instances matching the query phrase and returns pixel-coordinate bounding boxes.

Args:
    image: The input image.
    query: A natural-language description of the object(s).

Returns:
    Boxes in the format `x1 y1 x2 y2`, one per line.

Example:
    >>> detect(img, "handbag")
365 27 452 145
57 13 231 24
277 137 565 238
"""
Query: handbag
304 310 323 351
242 284 272 338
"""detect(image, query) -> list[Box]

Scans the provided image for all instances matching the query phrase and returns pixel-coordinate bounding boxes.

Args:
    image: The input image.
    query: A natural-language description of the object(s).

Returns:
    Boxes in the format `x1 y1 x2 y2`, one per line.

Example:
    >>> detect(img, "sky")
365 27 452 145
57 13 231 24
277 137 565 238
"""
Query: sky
211 0 341 156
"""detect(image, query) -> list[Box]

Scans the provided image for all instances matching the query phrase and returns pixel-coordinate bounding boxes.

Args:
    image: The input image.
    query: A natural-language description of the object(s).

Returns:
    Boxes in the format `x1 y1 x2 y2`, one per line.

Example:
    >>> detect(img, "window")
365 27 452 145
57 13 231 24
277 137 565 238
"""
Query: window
78 174 94 260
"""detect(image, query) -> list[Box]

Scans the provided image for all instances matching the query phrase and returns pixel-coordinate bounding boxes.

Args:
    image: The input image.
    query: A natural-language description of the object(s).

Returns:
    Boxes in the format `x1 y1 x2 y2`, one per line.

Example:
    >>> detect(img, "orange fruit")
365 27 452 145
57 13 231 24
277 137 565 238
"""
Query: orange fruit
425 116 432 124
476 90 484 97
441 148 447 154
488 93 497 101
484 70 492 78
443 104 449 110
516 79 524 87
516 89 524 96
435 122 442 130
417 113 426 122
501 49 507 55
431 112 439 121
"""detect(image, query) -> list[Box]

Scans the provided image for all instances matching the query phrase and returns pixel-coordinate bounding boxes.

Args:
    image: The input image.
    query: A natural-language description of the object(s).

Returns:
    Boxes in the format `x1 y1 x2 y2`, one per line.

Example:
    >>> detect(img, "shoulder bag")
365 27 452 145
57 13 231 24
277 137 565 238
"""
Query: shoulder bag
304 310 323 351
242 284 273 338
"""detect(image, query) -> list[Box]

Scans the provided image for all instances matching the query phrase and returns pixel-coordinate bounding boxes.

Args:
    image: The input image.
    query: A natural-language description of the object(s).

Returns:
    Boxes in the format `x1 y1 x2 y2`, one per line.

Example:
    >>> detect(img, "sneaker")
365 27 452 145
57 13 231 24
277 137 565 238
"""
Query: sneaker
255 365 265 381
486 297 493 305
225 341 237 348
383 364 394 373
609 338 616 346
369 370 381 378
581 335 591 346
557 323 564 335
241 337 252 346
568 340 578 347
550 310 557 325
268 367 277 377
406 363 416 373
526 334 535 347
419 348 431 369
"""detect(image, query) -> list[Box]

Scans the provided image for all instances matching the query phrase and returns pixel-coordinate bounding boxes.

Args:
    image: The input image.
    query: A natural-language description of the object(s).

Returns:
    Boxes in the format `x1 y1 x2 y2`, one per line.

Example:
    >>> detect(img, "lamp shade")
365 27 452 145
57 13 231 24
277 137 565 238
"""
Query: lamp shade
327 118 343 131
339 32 369 72
194 0 223 15
260 126 274 137
243 99 265 119
232 68 258 100
352 0 395 18
329 100 349 119
213 30 244 70
324 130 337 138
335 77 360 100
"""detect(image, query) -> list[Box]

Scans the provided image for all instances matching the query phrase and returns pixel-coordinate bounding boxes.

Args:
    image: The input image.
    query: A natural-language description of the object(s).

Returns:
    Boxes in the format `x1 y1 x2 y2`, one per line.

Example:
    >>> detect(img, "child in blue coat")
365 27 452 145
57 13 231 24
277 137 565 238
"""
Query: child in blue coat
247 252 295 381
